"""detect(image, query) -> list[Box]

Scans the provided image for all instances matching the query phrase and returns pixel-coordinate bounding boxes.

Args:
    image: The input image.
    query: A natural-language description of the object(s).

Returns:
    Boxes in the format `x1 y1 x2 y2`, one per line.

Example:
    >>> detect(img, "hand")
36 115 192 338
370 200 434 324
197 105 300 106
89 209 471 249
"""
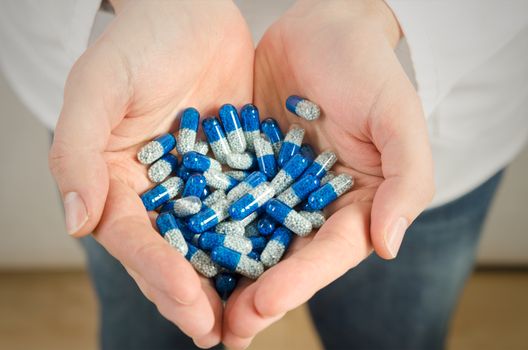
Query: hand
49 0 254 347
222 0 434 347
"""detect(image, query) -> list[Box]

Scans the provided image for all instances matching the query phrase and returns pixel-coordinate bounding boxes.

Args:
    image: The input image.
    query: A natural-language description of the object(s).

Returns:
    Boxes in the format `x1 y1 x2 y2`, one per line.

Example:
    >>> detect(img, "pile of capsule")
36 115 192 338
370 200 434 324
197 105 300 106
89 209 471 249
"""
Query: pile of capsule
137 96 353 300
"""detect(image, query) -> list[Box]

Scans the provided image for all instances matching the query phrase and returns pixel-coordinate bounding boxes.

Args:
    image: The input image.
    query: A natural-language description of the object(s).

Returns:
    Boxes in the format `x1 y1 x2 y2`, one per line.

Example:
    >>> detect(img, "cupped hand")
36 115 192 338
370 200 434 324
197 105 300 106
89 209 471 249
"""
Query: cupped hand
49 0 254 347
223 0 434 347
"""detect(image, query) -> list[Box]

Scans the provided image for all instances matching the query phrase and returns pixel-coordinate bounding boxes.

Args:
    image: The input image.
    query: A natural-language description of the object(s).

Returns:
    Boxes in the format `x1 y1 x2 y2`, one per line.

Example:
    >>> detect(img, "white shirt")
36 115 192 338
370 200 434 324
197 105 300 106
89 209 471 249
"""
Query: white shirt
0 0 527 208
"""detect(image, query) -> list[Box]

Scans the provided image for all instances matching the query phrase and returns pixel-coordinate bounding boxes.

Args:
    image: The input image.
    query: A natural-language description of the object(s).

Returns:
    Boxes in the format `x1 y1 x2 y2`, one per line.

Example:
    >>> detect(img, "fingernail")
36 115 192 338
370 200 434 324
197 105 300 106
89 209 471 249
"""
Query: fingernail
385 217 408 258
64 192 88 235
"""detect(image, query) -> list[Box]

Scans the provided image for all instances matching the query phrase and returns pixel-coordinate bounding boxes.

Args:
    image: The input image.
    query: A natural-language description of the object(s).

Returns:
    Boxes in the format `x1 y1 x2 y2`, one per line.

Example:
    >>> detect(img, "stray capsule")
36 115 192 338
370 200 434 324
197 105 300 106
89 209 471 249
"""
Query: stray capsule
211 246 264 279
240 104 261 152
182 173 208 198
176 107 200 154
204 170 239 191
183 151 221 173
270 153 311 194
285 95 321 121
321 171 336 185
199 232 253 254
254 134 278 179
276 175 320 208
161 196 202 218
265 199 313 237
215 273 239 300
299 210 326 228
226 152 257 170
193 140 209 155
277 125 304 168
185 243 218 278
226 171 267 202
302 151 337 179
224 170 250 182
203 190 227 207
137 133 176 165
219 104 246 153
147 153 179 183
188 199 230 233
229 182 276 220
261 227 293 267
257 215 276 236
260 118 284 156
308 174 354 210
141 176 184 211
202 117 232 164
156 212 188 255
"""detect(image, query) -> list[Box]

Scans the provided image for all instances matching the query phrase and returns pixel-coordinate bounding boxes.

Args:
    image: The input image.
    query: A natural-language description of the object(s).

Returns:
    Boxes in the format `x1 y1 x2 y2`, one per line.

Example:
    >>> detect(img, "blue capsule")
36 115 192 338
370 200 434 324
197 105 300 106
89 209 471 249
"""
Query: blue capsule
277 125 304 168
229 182 275 220
270 153 311 194
137 133 177 165
176 107 200 154
188 199 230 233
175 165 192 181
249 236 268 253
254 134 277 179
182 173 208 198
141 176 184 211
265 199 313 236
202 117 232 164
261 227 293 267
219 104 246 153
183 151 221 173
198 232 252 254
240 104 261 152
307 174 354 210
147 153 179 183
276 175 320 208
302 151 337 179
201 186 211 200
257 215 276 236
260 118 284 156
210 246 264 279
215 273 238 300
247 250 261 260
285 95 321 121
300 144 316 162
185 243 218 278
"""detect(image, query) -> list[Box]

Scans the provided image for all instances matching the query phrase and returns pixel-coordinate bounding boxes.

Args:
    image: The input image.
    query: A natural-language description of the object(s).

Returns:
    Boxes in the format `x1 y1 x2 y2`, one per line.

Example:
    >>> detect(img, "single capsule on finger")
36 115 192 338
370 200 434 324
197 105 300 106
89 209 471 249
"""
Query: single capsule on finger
278 125 304 167
265 199 313 237
193 140 209 155
156 212 188 255
188 199 230 233
210 246 264 279
299 210 326 228
147 153 179 183
137 133 176 165
219 104 246 153
229 182 276 220
261 227 293 267
254 134 277 179
183 151 221 173
141 176 184 211
215 273 239 300
199 232 253 254
226 152 257 170
276 175 320 208
308 174 354 210
302 150 337 179
224 170 250 182
270 153 311 194
257 215 276 236
204 170 239 191
202 190 227 207
161 196 202 218
176 107 200 154
185 243 218 278
240 104 261 152
226 171 267 202
182 173 208 198
321 171 336 185
215 221 245 236
286 95 321 121
260 118 284 156
202 117 232 164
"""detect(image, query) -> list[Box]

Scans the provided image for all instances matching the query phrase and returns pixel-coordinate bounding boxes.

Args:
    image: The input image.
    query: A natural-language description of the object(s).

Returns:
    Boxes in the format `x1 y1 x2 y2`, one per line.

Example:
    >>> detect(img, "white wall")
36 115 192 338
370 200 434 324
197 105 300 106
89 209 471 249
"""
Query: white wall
0 73 526 269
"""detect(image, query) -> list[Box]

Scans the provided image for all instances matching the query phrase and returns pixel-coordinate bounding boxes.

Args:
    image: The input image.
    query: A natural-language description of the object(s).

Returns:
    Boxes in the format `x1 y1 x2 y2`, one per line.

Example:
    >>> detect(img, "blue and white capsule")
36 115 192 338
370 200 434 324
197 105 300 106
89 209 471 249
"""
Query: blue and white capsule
276 175 320 208
215 273 238 300
261 227 293 267
176 165 192 181
285 95 321 121
202 190 227 207
226 171 267 202
137 133 177 165
270 153 311 194
307 174 354 210
302 151 337 179
193 140 209 155
156 212 188 255
254 134 277 179
199 232 252 254
226 152 257 170
219 104 246 154
277 125 305 167
182 151 221 173
161 196 202 218
176 107 200 154
265 199 313 236
257 215 276 236
188 199 230 233
147 153 179 183
299 210 326 228
182 173 208 198
229 182 276 220
204 170 239 191
240 104 261 152
185 243 218 278
210 246 264 279
202 117 232 164
260 118 284 156
141 176 184 211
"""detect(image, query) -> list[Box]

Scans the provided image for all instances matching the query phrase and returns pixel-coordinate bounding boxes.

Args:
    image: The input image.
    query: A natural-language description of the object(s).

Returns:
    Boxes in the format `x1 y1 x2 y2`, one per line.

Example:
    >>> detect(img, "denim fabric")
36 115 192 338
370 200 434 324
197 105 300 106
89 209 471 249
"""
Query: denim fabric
80 171 503 350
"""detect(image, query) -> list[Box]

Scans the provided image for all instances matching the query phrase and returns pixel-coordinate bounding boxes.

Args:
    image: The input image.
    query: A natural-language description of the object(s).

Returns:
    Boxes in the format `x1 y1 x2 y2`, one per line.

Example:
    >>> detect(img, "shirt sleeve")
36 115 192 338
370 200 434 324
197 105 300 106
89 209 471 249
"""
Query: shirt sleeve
385 0 528 117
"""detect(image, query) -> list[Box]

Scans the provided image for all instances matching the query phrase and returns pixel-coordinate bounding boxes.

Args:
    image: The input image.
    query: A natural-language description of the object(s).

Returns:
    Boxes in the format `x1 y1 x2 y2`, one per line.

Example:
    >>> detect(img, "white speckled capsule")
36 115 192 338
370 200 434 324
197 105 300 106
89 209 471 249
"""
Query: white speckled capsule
185 244 218 278
285 95 321 121
147 154 179 183
202 190 227 207
176 107 200 154
203 170 239 191
193 140 209 155
167 196 202 217
261 227 293 268
226 152 257 170
215 221 245 236
137 133 177 165
299 210 326 228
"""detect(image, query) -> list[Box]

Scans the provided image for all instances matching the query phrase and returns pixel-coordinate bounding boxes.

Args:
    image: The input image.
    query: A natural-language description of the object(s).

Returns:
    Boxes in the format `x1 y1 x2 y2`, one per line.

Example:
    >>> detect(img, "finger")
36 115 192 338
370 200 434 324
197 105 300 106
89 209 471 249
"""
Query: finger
224 202 372 340
95 178 201 306
49 47 131 236
193 279 224 349
369 82 435 259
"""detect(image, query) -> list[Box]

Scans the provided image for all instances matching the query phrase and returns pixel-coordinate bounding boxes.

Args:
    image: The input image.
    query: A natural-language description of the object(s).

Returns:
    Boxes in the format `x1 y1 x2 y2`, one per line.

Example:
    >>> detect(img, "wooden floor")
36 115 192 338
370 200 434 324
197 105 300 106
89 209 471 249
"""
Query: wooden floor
0 270 527 350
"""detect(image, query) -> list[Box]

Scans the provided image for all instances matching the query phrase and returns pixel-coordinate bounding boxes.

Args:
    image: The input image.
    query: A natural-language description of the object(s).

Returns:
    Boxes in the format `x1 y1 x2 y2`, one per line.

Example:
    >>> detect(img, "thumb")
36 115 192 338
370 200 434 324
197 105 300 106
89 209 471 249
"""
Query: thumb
49 49 131 237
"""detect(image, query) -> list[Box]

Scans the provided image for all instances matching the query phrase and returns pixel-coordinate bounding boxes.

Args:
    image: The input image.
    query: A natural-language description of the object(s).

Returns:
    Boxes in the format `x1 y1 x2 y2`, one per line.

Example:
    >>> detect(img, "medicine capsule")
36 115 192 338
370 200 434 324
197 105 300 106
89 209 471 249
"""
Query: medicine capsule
270 153 311 194
188 199 230 233
161 196 202 218
240 104 261 152
254 134 277 179
261 227 293 267
302 150 337 179
176 107 200 154
176 165 192 181
224 170 249 182
257 215 276 236
202 190 227 207
147 153 179 183
156 212 188 255
307 174 354 210
265 199 313 236
215 221 245 236
182 151 221 173
214 273 238 300
182 173 208 198
249 236 268 253
260 118 284 156
299 210 326 228
244 222 260 237
137 133 177 165
276 175 320 208
285 95 321 121
235 211 259 227
226 152 257 170
210 246 264 279
226 171 267 202
175 218 196 241
277 125 304 167
185 243 218 278
320 171 336 185
141 176 184 211
199 232 253 254
193 140 209 155
202 117 232 164
229 182 276 220
204 170 239 191
219 104 246 153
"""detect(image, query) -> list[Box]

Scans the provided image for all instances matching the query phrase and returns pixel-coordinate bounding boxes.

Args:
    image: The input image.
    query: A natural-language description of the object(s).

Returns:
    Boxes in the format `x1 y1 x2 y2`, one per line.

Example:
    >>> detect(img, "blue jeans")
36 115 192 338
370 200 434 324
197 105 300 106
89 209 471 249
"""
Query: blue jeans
81 171 503 350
